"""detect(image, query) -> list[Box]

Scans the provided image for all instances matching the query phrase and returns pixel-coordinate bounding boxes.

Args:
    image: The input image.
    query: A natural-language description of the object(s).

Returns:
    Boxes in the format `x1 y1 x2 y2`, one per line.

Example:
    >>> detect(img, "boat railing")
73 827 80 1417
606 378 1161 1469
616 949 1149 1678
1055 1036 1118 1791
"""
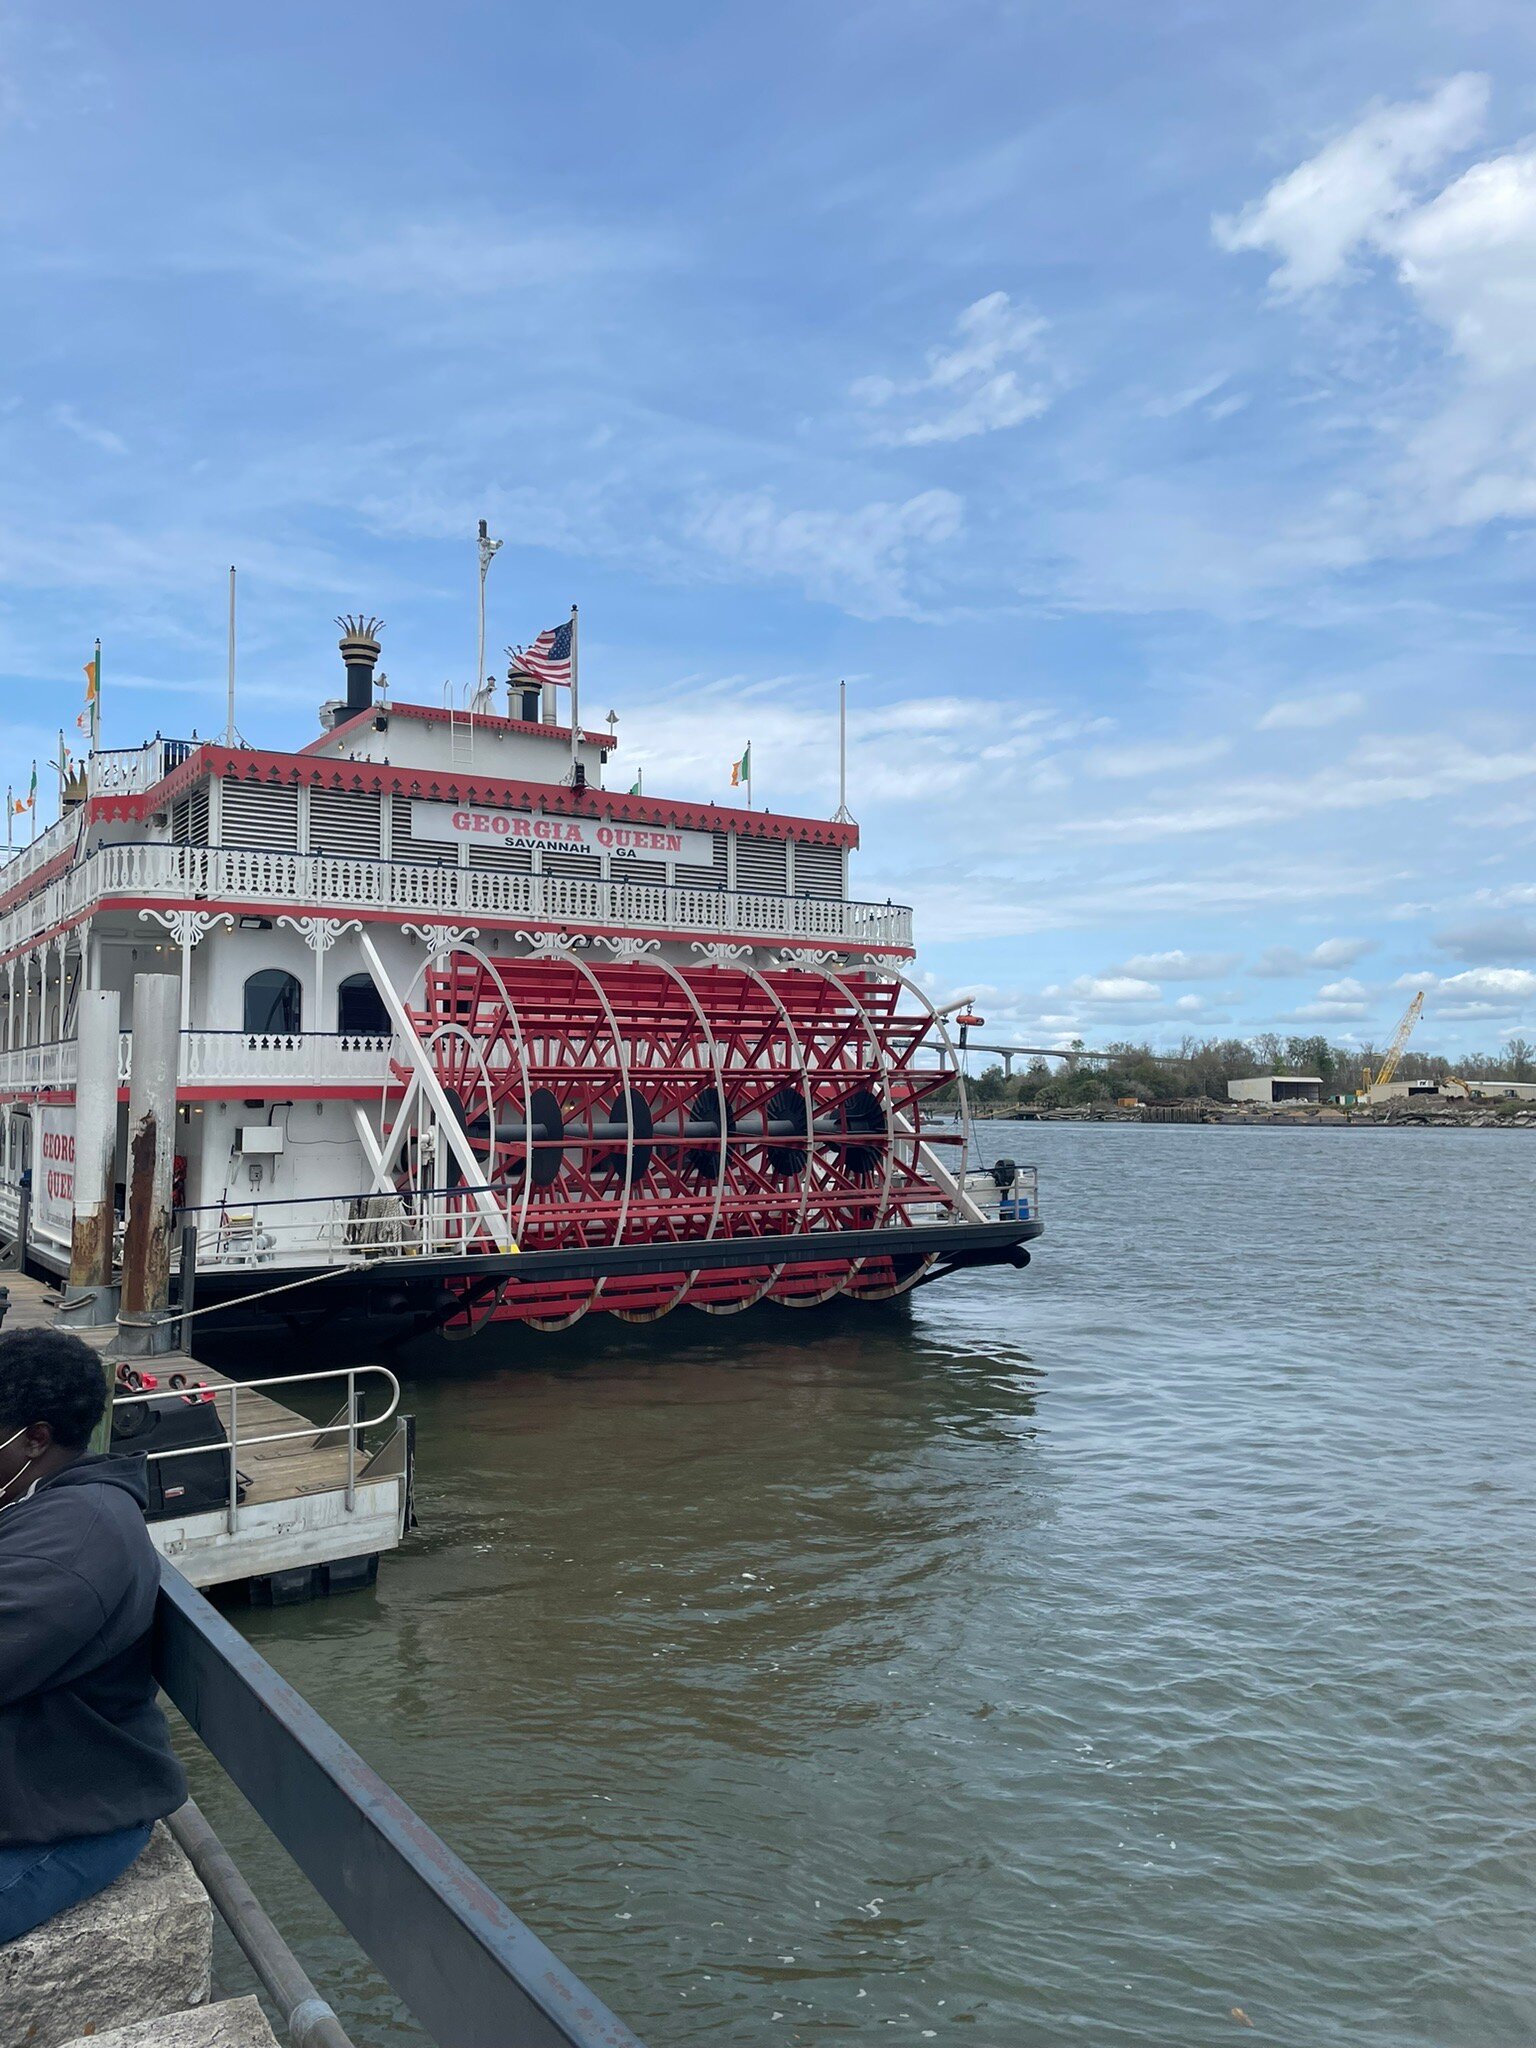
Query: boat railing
179 1187 523 1268
0 839 914 958
112 1363 401 1535
86 738 200 798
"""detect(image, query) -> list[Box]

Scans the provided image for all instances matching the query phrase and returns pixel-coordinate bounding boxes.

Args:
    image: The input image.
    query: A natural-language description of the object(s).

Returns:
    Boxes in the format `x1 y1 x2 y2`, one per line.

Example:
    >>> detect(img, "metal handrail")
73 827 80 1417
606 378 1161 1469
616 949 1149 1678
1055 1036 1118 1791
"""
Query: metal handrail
112 1364 400 1531
153 1565 646 2048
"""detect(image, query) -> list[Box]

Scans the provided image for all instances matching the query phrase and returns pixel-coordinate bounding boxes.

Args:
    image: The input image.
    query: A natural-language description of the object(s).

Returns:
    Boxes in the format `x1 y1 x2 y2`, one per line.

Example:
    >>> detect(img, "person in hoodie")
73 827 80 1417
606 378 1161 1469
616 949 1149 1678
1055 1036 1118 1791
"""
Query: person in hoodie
0 1327 186 1945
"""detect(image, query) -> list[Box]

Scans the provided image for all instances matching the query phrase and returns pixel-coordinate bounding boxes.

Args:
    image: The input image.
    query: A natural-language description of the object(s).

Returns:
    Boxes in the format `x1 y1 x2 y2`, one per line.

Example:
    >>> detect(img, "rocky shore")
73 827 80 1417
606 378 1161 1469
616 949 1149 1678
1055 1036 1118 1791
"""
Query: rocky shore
961 1100 1536 1129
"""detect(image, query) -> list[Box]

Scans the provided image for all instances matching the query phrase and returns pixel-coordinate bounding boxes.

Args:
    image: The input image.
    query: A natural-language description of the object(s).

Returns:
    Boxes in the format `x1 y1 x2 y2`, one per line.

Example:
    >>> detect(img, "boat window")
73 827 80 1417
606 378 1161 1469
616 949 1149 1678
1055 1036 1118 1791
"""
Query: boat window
243 969 302 1035
337 973 389 1036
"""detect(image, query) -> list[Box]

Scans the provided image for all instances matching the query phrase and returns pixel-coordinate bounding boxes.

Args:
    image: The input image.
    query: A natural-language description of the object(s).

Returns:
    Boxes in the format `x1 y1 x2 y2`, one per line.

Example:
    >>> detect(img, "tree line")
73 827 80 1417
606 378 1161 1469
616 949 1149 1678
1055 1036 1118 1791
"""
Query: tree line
931 1033 1535 1110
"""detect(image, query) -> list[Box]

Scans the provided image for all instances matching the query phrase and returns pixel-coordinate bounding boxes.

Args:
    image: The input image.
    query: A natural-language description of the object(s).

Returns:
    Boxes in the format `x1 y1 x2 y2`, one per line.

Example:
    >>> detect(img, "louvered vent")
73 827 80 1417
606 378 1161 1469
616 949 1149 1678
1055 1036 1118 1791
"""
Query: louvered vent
390 795 457 866
472 838 533 872
734 834 787 892
793 841 845 899
610 857 668 886
309 788 382 859
541 849 602 878
170 785 210 846
675 830 728 889
222 782 298 851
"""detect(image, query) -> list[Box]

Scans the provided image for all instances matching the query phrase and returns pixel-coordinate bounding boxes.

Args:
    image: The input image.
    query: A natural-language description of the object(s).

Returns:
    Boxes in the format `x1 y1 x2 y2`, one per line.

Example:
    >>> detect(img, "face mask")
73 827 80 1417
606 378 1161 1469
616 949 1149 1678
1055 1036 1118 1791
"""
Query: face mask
0 1424 37 1507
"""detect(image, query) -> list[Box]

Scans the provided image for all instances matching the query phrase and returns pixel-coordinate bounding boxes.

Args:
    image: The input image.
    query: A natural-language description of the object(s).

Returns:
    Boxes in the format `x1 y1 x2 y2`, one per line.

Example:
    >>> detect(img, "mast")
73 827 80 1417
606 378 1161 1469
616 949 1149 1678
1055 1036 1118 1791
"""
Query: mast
225 566 237 745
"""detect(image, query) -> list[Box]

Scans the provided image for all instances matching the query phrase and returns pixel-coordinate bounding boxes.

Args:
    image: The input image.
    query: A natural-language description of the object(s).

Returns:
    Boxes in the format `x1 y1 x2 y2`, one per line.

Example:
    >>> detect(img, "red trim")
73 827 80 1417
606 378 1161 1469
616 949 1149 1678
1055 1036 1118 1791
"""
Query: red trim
135 743 857 848
307 700 618 754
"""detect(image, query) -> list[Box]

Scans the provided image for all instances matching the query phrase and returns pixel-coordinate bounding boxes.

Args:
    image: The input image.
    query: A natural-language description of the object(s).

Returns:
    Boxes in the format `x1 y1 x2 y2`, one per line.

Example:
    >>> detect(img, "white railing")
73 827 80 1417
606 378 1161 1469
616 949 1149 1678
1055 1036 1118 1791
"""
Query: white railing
0 841 914 960
111 1362 400 1533
179 1029 391 1087
186 1188 524 1269
962 1163 1039 1224
86 739 198 798
0 1037 79 1090
0 1030 390 1094
0 812 78 904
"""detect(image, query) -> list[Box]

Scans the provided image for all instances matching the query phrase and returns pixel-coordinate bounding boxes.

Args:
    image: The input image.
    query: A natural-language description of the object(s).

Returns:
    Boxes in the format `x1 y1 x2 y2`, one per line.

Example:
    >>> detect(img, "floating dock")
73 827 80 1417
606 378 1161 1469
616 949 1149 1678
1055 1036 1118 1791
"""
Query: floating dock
5 1268 411 1597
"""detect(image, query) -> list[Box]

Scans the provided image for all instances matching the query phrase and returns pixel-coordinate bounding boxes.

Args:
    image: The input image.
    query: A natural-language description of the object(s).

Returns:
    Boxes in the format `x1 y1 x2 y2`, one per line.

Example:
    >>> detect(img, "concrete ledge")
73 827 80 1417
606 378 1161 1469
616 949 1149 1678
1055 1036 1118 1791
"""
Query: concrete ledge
58 1994 280 2048
0 1823 212 2048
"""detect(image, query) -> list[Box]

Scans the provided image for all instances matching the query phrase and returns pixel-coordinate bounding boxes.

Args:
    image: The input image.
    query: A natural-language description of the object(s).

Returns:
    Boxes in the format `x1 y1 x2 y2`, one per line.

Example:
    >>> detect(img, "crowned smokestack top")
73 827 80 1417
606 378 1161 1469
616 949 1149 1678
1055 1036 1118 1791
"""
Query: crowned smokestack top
336 614 383 714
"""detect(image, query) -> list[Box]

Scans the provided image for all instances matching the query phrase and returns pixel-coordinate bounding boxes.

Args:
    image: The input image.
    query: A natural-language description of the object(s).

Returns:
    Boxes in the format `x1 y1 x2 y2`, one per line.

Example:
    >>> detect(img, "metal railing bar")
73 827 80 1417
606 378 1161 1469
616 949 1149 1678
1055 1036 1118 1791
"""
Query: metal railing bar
166 1797 355 2048
154 1566 645 2048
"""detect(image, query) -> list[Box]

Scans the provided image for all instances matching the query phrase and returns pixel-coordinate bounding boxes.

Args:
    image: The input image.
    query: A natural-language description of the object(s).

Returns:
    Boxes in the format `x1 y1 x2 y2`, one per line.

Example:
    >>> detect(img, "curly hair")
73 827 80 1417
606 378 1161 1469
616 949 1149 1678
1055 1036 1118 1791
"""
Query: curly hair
0 1328 109 1448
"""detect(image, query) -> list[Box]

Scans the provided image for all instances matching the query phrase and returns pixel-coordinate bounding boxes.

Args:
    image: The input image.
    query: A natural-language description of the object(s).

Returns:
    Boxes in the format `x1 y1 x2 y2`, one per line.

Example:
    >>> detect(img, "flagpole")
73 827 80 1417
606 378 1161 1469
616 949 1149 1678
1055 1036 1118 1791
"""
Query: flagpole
568 604 580 786
476 520 502 704
29 761 36 844
56 730 66 819
5 791 11 852
747 740 752 812
225 567 237 746
833 679 852 822
92 637 101 751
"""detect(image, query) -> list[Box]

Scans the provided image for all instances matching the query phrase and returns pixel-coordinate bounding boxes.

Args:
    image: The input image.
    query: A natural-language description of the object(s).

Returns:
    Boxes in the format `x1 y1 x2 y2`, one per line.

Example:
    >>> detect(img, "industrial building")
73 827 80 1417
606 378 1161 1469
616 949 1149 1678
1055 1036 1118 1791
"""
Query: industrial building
1227 1075 1323 1106
1365 1077 1536 1104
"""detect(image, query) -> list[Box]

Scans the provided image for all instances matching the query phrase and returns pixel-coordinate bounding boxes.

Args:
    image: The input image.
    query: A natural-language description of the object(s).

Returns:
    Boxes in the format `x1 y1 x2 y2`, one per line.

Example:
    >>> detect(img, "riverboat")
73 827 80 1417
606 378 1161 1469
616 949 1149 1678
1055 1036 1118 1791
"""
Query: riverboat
0 614 1040 1348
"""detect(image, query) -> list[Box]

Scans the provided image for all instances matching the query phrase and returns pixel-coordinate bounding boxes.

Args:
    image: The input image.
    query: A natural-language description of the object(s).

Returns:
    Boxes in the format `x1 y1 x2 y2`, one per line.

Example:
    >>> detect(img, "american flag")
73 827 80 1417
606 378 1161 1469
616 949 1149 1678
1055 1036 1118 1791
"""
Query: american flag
509 619 573 688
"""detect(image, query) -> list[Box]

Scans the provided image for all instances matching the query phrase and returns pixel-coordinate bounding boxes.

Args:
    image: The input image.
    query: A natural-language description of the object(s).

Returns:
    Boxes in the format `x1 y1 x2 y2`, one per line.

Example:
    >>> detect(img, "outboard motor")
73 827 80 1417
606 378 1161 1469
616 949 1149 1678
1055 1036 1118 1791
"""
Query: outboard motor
989 1156 1020 1221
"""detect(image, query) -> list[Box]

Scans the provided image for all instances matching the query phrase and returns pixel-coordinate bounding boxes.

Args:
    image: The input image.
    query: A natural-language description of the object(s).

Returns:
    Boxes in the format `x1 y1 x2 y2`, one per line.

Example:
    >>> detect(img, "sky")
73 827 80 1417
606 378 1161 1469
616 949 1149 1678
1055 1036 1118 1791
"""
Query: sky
4 2 1536 1058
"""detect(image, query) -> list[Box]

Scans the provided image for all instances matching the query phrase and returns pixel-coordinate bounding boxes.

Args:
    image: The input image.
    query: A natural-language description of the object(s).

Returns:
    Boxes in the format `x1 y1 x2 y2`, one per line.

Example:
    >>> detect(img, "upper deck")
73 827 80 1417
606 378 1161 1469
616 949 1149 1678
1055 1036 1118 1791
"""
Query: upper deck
0 710 908 963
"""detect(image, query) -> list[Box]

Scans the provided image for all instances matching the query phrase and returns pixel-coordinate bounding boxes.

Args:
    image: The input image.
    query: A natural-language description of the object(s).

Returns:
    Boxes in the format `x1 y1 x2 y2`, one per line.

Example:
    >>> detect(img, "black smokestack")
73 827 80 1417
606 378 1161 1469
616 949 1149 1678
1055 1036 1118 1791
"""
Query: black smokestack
336 614 383 714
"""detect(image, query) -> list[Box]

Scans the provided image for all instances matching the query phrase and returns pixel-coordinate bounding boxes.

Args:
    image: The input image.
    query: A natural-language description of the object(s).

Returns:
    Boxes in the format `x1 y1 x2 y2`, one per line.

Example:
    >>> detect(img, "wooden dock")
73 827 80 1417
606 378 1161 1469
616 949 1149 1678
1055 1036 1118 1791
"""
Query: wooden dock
3 1270 411 1597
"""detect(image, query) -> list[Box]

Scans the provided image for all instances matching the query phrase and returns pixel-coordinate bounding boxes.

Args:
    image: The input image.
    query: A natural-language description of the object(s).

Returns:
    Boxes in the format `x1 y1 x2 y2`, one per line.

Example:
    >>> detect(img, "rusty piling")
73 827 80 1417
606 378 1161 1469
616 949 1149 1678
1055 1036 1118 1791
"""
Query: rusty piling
115 972 181 1357
64 985 122 1324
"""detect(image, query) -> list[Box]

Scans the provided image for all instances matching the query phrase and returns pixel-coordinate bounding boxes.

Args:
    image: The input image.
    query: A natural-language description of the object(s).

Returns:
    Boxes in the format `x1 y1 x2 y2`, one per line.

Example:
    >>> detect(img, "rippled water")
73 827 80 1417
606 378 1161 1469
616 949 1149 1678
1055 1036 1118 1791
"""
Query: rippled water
182 1124 1536 2046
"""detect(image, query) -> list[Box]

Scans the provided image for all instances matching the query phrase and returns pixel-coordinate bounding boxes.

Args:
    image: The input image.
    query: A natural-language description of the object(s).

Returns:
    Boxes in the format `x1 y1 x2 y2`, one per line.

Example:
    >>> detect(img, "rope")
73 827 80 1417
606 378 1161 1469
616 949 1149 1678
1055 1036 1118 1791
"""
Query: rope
155 1257 392 1328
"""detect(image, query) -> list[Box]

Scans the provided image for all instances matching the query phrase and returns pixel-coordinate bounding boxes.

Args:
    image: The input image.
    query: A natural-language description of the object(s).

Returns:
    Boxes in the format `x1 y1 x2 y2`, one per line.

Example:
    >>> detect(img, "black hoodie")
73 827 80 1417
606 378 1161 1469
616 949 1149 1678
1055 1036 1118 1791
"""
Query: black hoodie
0 1453 186 1848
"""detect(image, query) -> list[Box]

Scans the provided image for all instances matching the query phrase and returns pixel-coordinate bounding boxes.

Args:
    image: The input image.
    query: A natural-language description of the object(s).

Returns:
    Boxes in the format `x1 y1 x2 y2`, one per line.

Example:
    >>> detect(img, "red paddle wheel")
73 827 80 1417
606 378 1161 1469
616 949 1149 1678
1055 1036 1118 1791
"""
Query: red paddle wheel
381 946 968 1331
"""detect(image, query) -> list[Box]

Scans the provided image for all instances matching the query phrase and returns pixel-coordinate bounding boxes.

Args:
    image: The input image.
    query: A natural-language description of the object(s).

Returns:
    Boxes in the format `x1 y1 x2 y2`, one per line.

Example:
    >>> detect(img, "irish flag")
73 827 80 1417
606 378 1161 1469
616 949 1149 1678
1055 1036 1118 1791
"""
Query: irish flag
730 744 751 788
79 640 100 742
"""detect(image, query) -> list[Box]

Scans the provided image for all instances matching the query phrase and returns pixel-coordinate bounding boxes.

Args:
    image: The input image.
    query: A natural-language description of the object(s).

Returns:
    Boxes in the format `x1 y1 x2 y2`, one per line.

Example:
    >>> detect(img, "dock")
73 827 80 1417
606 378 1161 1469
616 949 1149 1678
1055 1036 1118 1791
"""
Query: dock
3 1267 411 1597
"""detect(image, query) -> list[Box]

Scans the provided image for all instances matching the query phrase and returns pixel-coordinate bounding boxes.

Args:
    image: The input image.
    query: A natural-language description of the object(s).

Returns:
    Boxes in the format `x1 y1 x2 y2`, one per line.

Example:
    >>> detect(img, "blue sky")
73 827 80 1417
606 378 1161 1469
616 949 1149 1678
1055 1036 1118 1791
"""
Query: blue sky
4 2 1536 1056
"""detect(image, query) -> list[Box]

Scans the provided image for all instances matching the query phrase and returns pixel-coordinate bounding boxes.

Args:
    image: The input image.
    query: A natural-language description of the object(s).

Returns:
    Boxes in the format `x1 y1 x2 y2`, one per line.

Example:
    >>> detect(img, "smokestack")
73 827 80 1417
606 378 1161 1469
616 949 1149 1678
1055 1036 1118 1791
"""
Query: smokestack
336 614 383 715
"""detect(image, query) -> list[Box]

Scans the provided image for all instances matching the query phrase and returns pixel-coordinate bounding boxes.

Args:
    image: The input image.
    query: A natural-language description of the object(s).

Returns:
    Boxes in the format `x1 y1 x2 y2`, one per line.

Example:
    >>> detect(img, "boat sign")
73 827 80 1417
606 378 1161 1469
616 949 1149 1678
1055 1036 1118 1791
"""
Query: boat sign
410 799 713 866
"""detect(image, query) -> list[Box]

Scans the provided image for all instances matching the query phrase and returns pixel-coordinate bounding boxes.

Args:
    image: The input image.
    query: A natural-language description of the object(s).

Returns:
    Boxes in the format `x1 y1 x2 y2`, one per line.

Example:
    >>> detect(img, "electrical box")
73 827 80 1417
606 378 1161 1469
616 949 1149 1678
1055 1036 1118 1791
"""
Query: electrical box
235 1126 284 1157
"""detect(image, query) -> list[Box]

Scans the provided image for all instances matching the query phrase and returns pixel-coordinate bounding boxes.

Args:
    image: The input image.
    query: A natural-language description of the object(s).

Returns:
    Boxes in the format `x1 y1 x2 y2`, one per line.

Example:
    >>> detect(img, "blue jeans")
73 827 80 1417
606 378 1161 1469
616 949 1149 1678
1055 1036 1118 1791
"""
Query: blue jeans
0 1821 154 1945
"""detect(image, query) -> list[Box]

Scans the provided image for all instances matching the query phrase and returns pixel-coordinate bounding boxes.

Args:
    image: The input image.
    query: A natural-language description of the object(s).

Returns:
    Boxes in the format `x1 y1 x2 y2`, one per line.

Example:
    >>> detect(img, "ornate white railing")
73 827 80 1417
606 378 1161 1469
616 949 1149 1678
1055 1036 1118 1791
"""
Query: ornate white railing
86 739 197 798
179 1030 391 1086
0 842 913 958
0 1030 390 1094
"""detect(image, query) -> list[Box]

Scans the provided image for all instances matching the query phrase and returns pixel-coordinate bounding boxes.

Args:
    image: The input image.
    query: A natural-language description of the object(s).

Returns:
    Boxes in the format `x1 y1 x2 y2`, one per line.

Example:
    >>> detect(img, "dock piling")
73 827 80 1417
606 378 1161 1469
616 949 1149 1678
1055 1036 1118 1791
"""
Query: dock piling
116 972 180 1357
64 985 122 1326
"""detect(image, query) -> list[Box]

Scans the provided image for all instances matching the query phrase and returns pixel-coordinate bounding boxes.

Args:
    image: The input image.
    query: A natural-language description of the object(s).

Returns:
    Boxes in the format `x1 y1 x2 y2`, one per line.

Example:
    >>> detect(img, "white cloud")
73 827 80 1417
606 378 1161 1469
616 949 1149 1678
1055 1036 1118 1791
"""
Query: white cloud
1293 998 1371 1019
1317 977 1369 1001
51 403 127 456
685 488 962 618
1258 690 1366 731
1252 937 1375 977
1437 966 1536 1000
1174 994 1204 1013
1213 74 1488 292
853 292 1051 446
1050 974 1162 1004
1119 949 1240 980
1312 936 1375 968
1085 737 1231 779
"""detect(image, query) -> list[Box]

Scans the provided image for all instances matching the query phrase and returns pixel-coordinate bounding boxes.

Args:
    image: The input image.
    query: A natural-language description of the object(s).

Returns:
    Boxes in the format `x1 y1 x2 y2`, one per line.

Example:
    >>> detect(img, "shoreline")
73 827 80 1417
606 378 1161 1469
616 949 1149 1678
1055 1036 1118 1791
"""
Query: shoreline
941 1104 1536 1131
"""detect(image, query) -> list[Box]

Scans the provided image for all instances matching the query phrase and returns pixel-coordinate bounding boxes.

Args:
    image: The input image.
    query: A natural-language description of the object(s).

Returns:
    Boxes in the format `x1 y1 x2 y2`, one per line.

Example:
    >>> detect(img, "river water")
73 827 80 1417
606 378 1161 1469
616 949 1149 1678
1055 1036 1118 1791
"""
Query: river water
182 1124 1536 2046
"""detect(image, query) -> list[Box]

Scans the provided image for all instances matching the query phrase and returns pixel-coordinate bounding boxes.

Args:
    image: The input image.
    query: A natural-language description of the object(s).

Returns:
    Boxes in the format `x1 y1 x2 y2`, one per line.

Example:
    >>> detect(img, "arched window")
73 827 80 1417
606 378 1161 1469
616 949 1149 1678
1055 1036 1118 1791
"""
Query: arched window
336 973 389 1036
243 969 302 1035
